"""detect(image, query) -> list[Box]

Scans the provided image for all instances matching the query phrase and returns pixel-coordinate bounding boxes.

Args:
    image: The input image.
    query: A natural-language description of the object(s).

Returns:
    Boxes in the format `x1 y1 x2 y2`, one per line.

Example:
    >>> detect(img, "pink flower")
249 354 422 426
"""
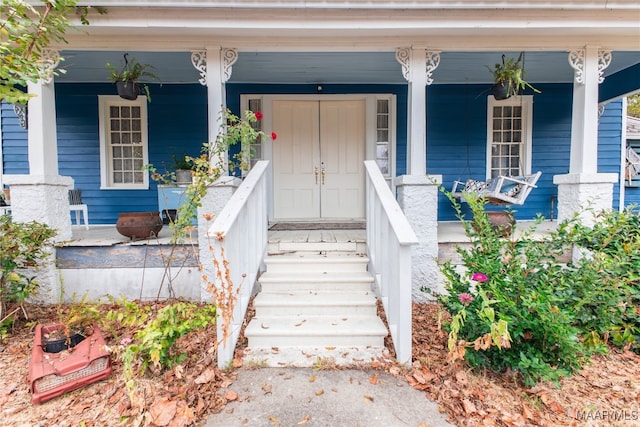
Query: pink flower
472 272 488 282
120 337 132 346
458 293 474 305
254 111 263 120
271 132 277 141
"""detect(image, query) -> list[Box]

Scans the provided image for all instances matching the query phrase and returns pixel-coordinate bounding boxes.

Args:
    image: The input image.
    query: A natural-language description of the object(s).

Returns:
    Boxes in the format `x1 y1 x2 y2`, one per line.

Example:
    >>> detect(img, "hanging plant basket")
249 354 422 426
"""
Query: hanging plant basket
115 80 139 100
492 82 511 100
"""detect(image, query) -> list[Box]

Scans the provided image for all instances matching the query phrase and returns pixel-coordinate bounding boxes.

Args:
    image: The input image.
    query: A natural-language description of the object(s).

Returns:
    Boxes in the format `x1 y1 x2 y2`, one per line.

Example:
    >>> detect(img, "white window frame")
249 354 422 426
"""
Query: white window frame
98 95 149 189
486 95 533 179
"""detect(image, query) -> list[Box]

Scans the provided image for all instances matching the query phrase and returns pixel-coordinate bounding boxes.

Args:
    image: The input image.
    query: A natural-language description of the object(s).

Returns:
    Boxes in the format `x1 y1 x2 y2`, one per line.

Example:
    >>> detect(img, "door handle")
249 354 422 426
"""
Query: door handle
321 162 326 185
314 166 319 184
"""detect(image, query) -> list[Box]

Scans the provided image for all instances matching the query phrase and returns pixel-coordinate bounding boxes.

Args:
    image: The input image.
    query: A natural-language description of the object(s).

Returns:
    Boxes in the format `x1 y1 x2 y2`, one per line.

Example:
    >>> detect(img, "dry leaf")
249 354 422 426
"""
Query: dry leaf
325 346 336 350
261 383 273 394
194 368 216 384
224 390 238 401
172 401 196 427
297 414 312 424
364 394 374 402
369 373 379 385
309 375 317 383
315 389 324 396
461 398 477 415
268 415 280 426
149 397 177 426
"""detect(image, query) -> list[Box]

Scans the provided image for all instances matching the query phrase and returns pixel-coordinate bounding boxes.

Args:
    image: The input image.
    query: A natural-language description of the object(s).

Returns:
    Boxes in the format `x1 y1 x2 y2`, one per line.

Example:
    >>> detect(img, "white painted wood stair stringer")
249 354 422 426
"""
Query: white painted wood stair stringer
243 241 390 367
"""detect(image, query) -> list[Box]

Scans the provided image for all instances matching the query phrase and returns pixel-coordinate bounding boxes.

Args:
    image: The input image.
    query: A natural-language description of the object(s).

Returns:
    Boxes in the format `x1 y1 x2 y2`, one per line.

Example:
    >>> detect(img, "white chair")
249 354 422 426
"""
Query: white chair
68 189 89 229
452 171 542 206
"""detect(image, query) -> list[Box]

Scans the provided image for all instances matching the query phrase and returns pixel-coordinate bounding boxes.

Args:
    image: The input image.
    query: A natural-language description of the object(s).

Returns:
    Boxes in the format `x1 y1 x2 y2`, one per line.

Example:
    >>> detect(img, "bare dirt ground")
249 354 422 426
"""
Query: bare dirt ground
0 301 639 426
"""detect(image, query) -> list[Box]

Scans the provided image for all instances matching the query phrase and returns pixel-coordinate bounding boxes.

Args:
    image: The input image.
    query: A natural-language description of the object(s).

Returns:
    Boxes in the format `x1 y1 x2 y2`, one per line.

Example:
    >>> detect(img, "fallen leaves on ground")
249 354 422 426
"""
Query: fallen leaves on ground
0 302 236 427
1 300 639 426
405 302 640 427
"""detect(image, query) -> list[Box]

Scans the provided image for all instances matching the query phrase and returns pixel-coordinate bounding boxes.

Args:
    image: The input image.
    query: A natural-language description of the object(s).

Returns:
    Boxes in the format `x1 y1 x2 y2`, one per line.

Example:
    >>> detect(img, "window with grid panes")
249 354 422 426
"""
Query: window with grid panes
376 99 390 176
99 96 149 189
487 96 533 179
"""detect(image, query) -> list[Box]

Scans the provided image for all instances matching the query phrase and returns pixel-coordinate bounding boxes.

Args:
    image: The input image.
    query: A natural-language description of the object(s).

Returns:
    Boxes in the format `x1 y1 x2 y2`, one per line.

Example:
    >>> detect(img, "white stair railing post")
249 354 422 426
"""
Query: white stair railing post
364 161 418 365
202 161 270 368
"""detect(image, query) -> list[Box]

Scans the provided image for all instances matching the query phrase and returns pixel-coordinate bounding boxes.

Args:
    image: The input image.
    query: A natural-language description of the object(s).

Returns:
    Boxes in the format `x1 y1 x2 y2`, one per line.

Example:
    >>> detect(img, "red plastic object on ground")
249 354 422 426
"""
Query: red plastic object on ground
29 323 112 404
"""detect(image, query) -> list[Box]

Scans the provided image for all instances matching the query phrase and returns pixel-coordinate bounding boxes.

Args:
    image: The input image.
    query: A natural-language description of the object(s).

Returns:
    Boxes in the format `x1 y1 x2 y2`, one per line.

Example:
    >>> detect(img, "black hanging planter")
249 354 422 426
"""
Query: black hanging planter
492 81 511 100
116 80 139 100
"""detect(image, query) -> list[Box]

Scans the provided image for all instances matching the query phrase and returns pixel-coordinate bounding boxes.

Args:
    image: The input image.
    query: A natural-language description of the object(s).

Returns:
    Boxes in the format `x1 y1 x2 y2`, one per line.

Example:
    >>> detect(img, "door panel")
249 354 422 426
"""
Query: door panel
272 99 365 220
320 100 365 218
273 100 320 219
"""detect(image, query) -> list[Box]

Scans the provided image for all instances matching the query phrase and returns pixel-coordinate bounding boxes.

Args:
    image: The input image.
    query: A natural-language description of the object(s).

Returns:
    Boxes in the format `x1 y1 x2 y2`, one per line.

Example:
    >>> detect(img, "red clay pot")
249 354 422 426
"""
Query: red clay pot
116 211 163 239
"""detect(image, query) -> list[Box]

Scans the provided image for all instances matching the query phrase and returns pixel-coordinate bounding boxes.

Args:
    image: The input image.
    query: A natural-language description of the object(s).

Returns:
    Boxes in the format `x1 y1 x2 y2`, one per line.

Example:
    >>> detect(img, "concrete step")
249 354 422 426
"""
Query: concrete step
268 240 365 255
264 252 369 273
244 315 387 348
243 345 390 368
258 271 374 292
253 291 377 317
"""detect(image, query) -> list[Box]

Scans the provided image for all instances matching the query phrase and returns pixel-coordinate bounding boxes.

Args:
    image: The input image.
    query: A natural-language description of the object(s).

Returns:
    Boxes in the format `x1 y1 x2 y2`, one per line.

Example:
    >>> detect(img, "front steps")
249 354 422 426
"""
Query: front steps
244 238 389 367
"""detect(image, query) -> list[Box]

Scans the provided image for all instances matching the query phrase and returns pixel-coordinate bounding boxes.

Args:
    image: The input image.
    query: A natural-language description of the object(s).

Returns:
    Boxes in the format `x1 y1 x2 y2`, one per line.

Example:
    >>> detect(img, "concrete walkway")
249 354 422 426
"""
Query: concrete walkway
204 368 454 427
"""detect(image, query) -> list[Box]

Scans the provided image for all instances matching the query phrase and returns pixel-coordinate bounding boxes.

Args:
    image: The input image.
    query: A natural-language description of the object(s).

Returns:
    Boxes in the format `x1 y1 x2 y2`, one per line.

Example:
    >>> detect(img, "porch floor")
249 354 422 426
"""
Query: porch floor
66 220 558 247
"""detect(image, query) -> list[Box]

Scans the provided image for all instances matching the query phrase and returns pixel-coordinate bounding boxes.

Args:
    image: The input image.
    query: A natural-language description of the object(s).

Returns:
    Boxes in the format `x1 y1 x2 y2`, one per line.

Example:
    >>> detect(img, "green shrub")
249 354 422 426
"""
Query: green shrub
118 301 217 376
439 192 640 385
0 215 57 338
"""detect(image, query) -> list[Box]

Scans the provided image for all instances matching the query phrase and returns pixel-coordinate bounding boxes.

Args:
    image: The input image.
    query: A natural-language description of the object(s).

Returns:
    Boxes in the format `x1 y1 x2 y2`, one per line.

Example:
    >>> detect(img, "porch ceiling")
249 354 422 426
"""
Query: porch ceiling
57 50 640 86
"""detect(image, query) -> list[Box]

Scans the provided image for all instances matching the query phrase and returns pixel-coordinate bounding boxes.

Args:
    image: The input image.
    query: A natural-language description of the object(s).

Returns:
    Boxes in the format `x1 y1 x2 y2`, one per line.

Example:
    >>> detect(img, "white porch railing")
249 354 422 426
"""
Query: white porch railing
206 160 269 368
364 160 418 365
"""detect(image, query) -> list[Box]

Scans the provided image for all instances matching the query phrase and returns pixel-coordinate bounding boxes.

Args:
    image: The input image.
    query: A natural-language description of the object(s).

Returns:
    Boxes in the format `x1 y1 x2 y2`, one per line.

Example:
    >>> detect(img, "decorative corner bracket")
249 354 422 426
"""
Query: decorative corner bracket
191 51 207 86
568 49 612 85
425 51 441 86
395 48 440 85
568 50 585 84
41 49 60 84
598 50 612 84
13 103 27 129
222 48 238 83
395 48 411 81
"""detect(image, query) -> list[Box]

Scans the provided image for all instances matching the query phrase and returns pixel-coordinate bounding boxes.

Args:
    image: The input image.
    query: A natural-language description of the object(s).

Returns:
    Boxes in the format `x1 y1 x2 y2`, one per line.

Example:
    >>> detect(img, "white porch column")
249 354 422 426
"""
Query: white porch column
191 48 238 173
2 49 72 303
192 48 242 302
395 48 442 302
554 47 617 223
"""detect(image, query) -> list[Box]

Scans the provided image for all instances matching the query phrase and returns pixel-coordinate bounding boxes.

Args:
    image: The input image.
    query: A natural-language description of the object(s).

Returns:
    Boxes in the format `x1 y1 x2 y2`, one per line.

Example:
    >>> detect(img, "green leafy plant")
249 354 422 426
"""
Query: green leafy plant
438 191 587 386
118 302 216 376
146 108 274 242
487 52 541 99
0 1 105 104
0 215 57 336
106 54 160 100
438 191 640 385
170 153 194 171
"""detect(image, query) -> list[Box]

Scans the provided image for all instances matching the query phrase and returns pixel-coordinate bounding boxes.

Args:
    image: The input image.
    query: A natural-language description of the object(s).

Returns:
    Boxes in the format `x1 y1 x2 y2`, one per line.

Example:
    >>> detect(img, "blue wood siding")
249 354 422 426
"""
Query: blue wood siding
1 103 29 174
598 100 623 210
55 83 207 224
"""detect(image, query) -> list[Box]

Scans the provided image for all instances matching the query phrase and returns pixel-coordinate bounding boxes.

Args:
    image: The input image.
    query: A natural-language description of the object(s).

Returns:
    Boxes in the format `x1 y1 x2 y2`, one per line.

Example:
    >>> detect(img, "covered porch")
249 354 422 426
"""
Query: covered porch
56 218 559 301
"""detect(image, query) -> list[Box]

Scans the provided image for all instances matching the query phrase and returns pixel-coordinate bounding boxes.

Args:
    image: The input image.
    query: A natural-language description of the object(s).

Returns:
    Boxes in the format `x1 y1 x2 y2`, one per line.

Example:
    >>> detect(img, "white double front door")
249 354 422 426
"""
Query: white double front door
272 99 365 220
